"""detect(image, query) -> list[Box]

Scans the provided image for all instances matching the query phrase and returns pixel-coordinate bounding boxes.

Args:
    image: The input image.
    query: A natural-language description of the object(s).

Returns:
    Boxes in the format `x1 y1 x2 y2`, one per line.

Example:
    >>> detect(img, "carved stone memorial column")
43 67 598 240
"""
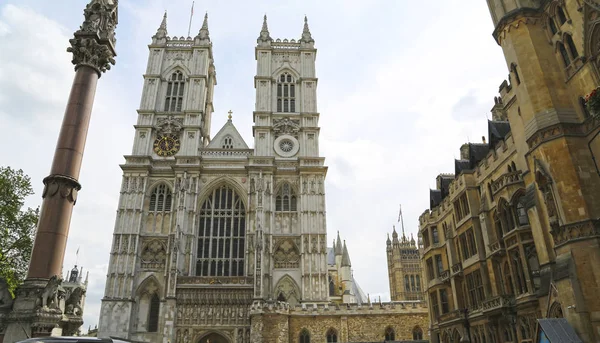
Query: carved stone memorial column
2 1 118 342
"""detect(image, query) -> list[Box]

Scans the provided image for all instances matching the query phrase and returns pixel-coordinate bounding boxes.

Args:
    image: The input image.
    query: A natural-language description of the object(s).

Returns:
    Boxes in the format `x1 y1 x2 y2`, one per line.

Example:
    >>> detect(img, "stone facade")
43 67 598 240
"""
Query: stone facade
97 14 429 343
420 1 600 342
386 224 425 302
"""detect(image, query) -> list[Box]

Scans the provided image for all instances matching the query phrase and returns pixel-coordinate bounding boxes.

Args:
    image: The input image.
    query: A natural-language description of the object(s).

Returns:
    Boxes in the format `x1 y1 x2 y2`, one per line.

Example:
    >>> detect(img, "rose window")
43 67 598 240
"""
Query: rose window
279 139 294 152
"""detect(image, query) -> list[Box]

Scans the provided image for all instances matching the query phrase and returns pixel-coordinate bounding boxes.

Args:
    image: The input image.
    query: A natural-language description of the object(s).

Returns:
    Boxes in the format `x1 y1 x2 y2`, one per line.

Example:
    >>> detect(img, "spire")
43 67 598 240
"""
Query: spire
341 240 351 267
410 233 416 246
392 225 399 244
335 231 343 255
386 233 391 246
257 14 272 45
155 11 168 39
299 15 314 46
195 12 210 43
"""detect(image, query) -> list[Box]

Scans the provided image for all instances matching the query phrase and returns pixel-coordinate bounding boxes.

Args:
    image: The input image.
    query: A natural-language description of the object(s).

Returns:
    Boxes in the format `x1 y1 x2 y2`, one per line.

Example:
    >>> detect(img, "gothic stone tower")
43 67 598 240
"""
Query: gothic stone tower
484 0 600 341
386 226 423 301
98 14 329 343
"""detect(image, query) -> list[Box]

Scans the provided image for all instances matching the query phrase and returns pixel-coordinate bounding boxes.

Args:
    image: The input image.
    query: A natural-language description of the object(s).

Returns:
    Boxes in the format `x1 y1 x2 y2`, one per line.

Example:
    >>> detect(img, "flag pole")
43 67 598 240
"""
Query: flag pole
187 1 195 37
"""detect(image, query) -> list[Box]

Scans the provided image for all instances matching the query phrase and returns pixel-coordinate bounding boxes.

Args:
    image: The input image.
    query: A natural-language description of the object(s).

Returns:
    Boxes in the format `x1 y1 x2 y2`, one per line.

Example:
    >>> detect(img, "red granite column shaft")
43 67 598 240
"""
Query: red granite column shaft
27 66 99 279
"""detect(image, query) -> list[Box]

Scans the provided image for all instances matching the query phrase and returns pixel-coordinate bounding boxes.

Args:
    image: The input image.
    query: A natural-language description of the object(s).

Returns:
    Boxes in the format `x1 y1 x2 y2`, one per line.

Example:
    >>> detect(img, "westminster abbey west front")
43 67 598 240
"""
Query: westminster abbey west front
97 12 429 343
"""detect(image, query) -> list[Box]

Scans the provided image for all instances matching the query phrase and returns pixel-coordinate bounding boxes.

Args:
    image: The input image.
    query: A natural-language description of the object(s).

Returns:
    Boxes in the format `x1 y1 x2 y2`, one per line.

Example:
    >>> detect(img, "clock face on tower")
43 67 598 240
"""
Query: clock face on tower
153 134 181 157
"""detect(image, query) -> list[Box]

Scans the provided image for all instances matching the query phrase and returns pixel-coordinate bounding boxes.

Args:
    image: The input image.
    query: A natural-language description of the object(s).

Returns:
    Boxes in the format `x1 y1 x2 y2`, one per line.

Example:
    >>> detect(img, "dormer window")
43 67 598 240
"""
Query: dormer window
277 72 296 113
164 71 185 112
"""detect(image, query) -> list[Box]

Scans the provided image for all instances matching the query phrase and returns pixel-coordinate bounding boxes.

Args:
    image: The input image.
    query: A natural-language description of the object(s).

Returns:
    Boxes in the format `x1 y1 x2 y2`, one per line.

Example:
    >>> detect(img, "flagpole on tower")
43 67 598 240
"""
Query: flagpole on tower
398 204 406 238
75 246 80 266
187 1 195 37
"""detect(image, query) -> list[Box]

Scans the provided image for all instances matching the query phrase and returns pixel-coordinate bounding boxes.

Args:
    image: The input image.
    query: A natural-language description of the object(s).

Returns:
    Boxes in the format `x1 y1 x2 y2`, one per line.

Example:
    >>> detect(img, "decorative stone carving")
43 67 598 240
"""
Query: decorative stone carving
141 240 167 269
272 118 300 137
273 240 300 268
41 174 81 205
67 0 118 75
38 275 63 309
65 287 86 315
156 115 184 135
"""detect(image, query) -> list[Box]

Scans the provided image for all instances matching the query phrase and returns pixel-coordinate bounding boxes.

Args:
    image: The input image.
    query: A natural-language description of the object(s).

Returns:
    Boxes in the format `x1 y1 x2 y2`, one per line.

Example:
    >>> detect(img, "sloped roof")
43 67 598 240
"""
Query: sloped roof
537 318 582 343
206 117 249 149
488 120 511 149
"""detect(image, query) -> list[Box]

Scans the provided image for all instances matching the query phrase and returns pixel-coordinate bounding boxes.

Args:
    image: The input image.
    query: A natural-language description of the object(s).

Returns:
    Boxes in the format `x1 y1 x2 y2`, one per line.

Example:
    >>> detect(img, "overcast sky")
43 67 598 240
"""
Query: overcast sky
0 0 508 331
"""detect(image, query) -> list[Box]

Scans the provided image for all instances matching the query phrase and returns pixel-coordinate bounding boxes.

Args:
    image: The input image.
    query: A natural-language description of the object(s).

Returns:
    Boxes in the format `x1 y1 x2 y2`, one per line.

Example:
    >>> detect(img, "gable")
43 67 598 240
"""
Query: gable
206 119 249 149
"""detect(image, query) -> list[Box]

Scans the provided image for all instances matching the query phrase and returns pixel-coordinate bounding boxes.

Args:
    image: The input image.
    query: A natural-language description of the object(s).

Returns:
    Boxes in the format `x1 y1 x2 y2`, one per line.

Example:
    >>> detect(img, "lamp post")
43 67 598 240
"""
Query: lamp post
462 308 472 342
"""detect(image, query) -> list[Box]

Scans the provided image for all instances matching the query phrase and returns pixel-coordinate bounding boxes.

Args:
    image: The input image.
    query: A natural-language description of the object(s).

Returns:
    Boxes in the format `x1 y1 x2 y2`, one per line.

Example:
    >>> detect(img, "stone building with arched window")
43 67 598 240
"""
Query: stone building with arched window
96 13 428 343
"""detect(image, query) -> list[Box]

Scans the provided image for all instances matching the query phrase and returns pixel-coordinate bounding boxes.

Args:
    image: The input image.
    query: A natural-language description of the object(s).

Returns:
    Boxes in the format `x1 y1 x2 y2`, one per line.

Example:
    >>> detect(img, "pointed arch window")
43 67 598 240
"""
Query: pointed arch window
277 72 296 113
164 71 185 112
275 183 297 212
299 329 310 343
326 329 338 343
557 6 567 25
565 34 579 59
558 43 571 66
328 275 335 296
416 274 421 291
196 184 246 277
413 326 424 340
385 327 396 341
405 275 410 292
548 18 558 35
149 184 172 212
516 196 529 226
147 293 160 332
222 135 234 149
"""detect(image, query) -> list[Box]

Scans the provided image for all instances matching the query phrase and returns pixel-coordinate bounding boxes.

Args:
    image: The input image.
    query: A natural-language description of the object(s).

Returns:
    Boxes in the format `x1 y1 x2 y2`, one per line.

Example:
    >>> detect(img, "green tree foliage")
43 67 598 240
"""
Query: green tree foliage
0 167 39 296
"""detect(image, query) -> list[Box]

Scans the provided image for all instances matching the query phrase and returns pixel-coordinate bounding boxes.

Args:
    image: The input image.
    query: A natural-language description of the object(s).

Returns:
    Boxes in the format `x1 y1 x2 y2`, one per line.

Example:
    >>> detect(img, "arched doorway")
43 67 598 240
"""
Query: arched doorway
199 332 229 343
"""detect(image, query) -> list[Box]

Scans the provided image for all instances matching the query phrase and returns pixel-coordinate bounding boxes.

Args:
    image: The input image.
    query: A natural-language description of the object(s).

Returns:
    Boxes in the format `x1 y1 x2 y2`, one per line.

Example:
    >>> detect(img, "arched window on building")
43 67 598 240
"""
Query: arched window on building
329 275 335 296
275 183 297 211
416 274 421 291
147 293 160 332
557 6 567 25
385 327 395 341
326 328 338 343
164 71 185 112
149 184 172 212
222 135 234 149
405 275 410 292
548 17 558 35
565 34 579 59
299 329 310 343
413 326 424 340
277 72 296 113
432 226 439 244
411 275 416 292
511 249 528 295
196 184 246 277
516 196 529 226
493 211 503 241
558 42 571 66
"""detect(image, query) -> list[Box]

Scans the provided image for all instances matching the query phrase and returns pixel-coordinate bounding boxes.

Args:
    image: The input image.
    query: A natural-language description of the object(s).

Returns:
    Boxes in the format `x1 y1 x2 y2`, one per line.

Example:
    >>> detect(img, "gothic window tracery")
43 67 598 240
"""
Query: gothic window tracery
196 184 245 277
222 135 234 149
413 326 424 340
273 239 300 268
384 327 395 341
149 184 172 212
275 183 297 212
299 329 310 343
326 328 338 343
277 72 296 113
164 71 185 112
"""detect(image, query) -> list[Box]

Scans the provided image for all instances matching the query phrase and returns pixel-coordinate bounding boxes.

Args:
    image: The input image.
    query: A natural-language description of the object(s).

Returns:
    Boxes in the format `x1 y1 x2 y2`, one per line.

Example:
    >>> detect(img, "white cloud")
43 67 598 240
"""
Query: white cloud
1 0 509 332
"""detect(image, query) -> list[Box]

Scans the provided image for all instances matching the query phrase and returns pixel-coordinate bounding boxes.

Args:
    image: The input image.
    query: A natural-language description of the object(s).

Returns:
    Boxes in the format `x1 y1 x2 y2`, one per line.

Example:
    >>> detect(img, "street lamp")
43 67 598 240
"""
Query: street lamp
462 308 473 342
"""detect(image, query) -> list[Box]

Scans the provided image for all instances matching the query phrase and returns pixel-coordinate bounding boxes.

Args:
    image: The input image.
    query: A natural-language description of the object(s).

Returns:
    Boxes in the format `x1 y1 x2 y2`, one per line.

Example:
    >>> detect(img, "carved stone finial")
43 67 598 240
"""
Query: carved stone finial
195 12 210 44
155 11 168 39
228 110 233 121
67 0 118 76
257 14 272 46
300 15 314 47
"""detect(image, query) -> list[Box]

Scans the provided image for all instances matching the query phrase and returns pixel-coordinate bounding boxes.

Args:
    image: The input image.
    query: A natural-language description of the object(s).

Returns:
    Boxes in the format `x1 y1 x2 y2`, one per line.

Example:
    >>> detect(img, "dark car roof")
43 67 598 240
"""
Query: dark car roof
17 337 129 343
